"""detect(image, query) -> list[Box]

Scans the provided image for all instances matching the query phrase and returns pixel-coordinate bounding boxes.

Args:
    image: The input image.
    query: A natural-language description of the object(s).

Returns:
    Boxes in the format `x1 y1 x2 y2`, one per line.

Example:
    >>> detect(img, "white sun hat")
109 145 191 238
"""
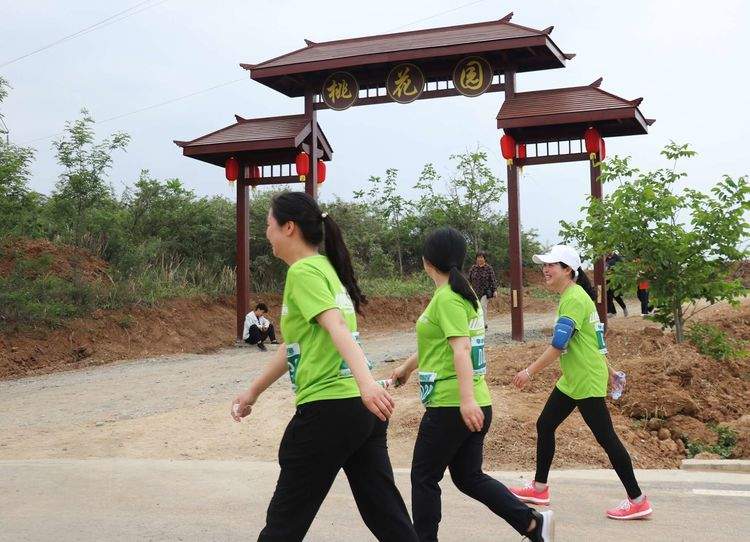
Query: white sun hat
532 245 582 274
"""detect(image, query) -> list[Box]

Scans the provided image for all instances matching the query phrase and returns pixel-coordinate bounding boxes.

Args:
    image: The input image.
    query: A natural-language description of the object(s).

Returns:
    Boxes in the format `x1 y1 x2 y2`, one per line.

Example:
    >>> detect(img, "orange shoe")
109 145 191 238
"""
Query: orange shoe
510 481 550 505
606 496 653 520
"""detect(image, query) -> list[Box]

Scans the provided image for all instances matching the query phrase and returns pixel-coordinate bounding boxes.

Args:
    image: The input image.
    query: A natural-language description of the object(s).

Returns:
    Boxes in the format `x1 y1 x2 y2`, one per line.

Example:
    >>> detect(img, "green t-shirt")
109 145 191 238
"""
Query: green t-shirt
555 284 609 399
416 283 491 407
280 254 364 405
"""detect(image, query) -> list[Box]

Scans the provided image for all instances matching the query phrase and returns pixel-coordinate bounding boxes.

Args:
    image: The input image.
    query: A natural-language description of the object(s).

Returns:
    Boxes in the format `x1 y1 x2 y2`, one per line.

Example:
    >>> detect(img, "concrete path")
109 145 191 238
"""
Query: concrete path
1 459 748 541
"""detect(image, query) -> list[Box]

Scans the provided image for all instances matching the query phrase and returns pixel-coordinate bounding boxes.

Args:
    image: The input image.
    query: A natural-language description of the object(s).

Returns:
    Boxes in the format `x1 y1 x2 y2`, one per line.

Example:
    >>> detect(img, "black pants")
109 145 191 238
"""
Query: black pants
606 288 626 314
535 387 642 499
637 288 652 315
259 397 418 542
411 406 533 541
245 323 276 344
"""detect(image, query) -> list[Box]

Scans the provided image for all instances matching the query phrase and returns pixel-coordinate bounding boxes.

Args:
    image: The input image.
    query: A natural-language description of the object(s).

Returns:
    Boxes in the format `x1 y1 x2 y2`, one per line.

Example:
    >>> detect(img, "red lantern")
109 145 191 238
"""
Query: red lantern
295 152 310 182
317 159 326 184
518 143 527 160
225 156 239 182
599 138 606 161
500 134 516 165
584 127 601 161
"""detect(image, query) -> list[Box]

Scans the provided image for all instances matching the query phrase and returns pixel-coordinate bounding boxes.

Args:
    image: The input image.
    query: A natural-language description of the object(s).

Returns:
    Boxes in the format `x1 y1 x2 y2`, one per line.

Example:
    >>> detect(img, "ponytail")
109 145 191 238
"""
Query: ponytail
322 214 367 314
449 266 479 310
270 191 366 314
423 227 478 310
575 267 596 301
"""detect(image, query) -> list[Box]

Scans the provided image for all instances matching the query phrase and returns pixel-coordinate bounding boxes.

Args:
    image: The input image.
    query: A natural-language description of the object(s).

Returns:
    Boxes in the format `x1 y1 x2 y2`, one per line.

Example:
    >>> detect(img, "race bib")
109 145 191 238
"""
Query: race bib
471 335 486 376
419 371 438 405
595 323 608 354
286 343 301 391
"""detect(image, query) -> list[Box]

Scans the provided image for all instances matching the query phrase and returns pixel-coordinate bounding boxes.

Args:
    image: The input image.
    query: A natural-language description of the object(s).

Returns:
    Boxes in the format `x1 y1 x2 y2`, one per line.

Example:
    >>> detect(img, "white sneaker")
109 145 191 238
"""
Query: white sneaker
623 307 629 317
525 509 555 542
538 510 555 541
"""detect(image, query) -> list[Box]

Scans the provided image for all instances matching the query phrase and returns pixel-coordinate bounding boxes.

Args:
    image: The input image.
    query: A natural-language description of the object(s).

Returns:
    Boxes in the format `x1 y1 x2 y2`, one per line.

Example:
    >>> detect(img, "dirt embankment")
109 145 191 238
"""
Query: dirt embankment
0 292 555 381
0 236 555 380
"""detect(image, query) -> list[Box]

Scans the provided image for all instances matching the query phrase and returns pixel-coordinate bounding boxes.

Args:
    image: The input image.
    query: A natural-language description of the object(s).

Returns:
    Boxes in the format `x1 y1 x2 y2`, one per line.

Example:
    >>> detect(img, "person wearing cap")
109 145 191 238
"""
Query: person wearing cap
508 245 652 521
390 227 555 542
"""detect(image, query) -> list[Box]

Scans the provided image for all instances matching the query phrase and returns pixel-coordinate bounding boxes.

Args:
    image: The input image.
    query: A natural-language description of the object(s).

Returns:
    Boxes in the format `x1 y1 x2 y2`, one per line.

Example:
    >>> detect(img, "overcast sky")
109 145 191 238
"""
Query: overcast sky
2 0 748 245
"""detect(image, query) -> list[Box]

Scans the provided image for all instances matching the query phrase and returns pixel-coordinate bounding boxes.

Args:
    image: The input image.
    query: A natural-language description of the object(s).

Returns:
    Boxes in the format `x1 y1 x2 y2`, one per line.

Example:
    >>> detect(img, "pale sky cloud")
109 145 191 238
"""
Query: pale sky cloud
2 0 748 245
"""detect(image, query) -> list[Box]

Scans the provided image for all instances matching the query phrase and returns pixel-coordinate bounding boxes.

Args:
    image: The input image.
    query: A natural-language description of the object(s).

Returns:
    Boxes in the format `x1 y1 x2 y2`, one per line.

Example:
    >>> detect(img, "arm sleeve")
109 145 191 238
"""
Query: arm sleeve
489 266 497 290
289 264 338 323
436 295 470 338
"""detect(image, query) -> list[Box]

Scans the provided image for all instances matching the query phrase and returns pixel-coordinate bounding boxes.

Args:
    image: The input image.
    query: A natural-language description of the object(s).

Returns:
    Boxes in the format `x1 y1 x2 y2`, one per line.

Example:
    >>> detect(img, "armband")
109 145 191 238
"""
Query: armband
551 316 576 350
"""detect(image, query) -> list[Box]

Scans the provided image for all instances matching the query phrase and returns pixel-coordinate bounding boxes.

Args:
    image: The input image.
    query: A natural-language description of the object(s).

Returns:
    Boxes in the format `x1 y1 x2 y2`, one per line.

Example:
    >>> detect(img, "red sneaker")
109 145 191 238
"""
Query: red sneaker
606 496 653 520
509 481 550 505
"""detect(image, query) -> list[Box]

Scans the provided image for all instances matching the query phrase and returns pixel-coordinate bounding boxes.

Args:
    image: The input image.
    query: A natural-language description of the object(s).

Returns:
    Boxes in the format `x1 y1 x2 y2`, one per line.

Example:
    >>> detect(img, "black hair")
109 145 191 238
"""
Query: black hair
255 303 268 312
270 191 366 314
475 251 488 260
560 263 596 301
423 227 478 310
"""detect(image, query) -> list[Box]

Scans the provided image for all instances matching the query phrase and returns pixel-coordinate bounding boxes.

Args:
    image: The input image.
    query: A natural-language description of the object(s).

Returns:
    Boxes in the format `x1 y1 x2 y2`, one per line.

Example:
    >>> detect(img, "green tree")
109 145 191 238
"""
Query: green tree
49 109 130 249
120 170 236 271
413 148 506 255
0 76 43 237
560 142 749 342
353 168 410 276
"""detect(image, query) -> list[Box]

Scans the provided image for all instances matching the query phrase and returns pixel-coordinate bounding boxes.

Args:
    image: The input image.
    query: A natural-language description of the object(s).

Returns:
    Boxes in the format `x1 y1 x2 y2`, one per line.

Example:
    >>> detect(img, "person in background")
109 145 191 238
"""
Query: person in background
467 251 497 330
605 252 628 317
636 279 653 316
243 303 278 351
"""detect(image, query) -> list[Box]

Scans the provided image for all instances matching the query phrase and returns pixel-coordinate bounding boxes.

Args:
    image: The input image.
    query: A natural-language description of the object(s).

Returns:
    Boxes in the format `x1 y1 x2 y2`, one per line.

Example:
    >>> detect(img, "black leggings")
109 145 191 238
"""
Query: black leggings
535 387 642 499
259 397 418 542
411 406 534 541
607 288 626 314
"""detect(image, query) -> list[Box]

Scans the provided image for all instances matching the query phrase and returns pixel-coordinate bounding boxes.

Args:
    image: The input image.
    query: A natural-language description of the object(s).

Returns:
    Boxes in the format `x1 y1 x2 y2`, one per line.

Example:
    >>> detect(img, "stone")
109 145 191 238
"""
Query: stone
658 427 671 441
659 439 679 453
646 418 663 431
694 451 721 460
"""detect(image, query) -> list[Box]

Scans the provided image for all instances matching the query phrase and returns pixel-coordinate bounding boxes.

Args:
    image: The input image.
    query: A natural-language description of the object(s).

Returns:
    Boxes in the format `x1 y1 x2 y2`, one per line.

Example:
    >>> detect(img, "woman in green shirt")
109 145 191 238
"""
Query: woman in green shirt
391 227 554 542
231 192 417 542
509 245 652 521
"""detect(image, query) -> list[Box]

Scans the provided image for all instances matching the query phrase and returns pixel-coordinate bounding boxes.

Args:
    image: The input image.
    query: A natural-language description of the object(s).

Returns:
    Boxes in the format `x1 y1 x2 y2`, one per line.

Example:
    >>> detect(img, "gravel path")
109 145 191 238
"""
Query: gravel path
0 313 551 460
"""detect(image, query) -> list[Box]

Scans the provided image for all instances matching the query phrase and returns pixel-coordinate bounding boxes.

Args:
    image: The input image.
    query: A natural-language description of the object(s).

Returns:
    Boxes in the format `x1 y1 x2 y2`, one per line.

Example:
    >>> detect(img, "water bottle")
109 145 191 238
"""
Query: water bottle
376 378 394 389
610 371 626 400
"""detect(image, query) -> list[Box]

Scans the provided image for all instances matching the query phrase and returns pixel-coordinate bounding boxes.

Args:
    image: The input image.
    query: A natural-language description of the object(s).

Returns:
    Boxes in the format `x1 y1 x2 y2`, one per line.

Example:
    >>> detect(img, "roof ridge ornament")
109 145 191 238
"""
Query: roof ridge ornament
542 26 554 34
563 53 576 60
235 114 248 123
304 39 317 46
590 77 603 87
498 12 513 22
630 97 644 106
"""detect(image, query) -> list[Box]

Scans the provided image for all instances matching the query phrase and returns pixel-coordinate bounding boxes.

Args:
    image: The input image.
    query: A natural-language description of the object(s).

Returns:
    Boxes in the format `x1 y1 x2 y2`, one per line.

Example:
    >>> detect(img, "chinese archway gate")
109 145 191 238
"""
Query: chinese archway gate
176 12 653 341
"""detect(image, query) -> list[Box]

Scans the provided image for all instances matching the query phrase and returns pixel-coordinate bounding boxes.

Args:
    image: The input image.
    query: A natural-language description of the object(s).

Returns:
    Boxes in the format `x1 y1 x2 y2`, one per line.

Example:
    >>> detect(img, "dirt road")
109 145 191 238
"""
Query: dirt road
0 313 551 464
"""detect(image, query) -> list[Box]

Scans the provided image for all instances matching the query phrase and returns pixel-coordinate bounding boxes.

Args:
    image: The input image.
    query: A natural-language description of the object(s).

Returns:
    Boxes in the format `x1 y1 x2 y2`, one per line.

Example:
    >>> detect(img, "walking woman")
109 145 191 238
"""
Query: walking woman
231 192 418 541
509 245 652 520
391 227 554 542
467 250 497 330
